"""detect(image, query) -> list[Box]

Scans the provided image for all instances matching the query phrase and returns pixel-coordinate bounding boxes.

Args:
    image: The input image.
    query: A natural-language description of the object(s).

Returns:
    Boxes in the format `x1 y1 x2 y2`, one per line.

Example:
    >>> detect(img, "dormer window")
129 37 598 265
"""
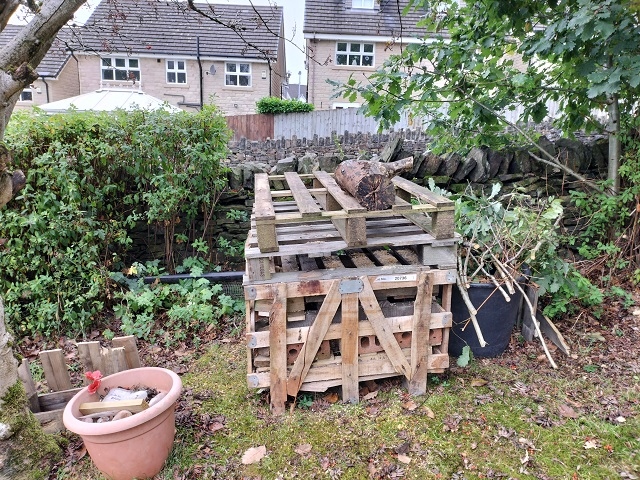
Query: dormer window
352 0 375 8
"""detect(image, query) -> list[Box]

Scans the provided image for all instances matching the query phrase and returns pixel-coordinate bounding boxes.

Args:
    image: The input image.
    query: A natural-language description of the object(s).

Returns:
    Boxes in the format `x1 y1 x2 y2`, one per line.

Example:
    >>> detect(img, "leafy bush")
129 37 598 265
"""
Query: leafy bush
256 97 314 114
1 106 231 337
110 257 244 348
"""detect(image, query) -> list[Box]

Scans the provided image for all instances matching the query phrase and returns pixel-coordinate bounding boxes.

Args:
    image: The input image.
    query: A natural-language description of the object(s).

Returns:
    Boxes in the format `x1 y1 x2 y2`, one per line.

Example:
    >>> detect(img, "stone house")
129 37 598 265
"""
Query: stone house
303 0 428 110
10 0 287 115
2 26 80 110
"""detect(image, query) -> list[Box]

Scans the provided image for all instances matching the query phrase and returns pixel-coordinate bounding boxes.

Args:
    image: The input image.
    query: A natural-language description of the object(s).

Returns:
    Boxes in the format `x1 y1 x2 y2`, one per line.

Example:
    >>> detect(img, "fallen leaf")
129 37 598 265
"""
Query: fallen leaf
241 445 266 465
397 454 411 464
559 404 578 419
208 421 225 433
585 332 606 342
584 439 598 450
470 378 488 387
422 406 435 419
363 390 378 400
615 416 626 423
324 392 339 404
295 443 312 455
402 400 418 411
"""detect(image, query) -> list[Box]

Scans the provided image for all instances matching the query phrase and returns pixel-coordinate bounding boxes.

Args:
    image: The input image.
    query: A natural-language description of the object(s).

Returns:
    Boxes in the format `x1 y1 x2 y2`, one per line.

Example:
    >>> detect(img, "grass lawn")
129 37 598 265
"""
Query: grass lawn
54 325 640 479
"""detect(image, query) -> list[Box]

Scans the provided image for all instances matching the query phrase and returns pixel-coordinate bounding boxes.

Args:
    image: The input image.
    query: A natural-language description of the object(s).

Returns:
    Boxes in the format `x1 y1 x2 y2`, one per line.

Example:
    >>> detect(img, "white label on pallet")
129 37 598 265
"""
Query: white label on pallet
374 274 417 283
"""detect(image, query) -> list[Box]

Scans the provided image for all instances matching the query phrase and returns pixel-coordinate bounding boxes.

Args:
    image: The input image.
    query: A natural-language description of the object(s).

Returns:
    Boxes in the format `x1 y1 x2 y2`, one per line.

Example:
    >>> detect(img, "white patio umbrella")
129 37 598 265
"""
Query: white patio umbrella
38 88 182 113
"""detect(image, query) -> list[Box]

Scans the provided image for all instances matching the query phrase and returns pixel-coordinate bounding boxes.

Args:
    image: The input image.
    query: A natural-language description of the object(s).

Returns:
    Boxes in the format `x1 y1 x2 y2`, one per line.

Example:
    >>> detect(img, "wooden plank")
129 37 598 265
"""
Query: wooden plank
39 349 73 392
254 173 278 253
18 358 40 412
102 346 128 376
248 351 450 390
248 309 452 349
407 272 433 395
77 341 103 382
35 410 65 434
392 176 454 208
38 387 82 412
112 336 141 369
340 291 359 403
269 283 288 414
358 277 411 379
430 209 455 239
536 311 571 356
79 399 149 415
284 172 322 216
520 283 539 342
245 257 272 282
287 280 341 396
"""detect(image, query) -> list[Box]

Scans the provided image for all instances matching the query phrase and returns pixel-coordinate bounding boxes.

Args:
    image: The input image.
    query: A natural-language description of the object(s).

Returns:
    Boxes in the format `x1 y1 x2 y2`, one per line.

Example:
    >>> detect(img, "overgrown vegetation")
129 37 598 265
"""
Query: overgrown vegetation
256 96 314 114
0 106 232 338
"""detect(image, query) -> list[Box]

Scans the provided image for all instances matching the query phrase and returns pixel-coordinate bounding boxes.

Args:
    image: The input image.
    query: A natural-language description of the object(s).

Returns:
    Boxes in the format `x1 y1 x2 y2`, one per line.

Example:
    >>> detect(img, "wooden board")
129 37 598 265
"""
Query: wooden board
40 349 72 392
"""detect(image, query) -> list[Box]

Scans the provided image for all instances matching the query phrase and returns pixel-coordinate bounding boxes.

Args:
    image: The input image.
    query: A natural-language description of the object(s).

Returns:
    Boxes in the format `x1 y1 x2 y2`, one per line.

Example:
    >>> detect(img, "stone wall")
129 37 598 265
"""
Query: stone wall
128 130 608 268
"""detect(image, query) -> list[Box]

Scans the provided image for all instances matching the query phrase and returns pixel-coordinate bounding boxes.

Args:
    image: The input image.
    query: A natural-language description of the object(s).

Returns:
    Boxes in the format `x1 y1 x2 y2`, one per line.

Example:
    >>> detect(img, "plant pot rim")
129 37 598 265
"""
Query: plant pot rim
63 366 182 437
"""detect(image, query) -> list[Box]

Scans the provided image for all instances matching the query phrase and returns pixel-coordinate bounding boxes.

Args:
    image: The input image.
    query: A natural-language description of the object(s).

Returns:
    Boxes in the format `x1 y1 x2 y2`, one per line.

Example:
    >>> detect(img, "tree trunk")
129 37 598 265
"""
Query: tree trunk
607 92 621 195
334 157 413 210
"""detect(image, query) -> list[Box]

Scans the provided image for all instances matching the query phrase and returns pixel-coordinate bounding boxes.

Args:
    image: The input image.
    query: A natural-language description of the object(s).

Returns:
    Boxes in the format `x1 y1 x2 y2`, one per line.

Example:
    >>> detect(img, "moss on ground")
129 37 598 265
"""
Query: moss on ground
0 381 62 480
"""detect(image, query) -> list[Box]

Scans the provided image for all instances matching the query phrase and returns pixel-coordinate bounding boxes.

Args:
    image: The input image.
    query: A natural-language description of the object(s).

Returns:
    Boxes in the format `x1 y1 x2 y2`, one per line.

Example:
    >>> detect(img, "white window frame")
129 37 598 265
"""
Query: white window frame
19 89 33 102
352 0 375 8
332 102 361 109
335 42 375 67
101 57 141 82
166 59 187 84
225 62 252 87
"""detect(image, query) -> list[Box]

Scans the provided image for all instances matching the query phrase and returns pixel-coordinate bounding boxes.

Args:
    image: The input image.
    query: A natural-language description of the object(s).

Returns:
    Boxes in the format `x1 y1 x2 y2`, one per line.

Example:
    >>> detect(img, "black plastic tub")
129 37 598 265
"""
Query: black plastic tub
448 282 524 358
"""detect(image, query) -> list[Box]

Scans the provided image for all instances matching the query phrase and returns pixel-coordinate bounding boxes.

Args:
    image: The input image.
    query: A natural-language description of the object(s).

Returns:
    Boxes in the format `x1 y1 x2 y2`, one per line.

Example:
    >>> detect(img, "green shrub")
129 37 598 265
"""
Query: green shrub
256 97 314 114
1 106 231 337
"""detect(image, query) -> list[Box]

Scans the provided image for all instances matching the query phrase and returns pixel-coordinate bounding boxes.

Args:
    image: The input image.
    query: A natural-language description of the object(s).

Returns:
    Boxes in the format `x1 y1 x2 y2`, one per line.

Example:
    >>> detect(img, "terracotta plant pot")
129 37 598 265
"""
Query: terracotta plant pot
63 367 182 480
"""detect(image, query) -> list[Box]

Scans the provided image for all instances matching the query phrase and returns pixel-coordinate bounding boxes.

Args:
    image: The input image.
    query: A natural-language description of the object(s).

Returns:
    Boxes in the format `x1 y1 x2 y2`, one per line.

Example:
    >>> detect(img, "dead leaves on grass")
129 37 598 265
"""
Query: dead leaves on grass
241 445 266 465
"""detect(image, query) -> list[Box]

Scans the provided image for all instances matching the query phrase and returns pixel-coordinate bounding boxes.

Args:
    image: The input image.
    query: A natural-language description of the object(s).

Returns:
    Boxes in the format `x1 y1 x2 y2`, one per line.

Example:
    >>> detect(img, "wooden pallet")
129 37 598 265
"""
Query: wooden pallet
17 336 141 433
252 172 456 254
245 259 455 414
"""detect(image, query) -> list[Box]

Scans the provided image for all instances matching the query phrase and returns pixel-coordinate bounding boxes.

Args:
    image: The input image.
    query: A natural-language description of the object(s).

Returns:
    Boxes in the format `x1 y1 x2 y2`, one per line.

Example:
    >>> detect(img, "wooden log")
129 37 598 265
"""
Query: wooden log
334 158 413 211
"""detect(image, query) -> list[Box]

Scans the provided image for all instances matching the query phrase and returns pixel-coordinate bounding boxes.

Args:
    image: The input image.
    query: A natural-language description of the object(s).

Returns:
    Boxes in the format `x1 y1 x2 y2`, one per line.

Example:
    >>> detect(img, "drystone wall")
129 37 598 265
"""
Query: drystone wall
128 129 608 267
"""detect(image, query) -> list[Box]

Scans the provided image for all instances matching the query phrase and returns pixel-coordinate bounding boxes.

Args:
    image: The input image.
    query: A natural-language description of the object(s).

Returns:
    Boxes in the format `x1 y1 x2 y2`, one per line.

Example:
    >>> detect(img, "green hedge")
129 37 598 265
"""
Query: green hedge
1 106 231 337
256 97 314 114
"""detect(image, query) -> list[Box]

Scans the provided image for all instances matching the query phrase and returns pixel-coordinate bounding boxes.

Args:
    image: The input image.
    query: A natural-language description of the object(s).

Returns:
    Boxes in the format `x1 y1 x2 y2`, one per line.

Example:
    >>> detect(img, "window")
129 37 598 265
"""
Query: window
332 102 361 109
102 57 141 82
336 42 374 67
19 89 33 102
225 62 251 86
166 60 187 84
352 0 375 8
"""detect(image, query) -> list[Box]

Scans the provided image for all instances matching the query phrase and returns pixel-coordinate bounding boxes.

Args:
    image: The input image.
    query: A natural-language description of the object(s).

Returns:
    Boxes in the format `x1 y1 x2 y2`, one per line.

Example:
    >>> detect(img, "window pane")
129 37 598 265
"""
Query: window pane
226 75 237 85
363 55 373 66
115 70 128 80
128 59 139 68
364 44 374 53
177 72 186 83
336 54 347 65
349 55 361 66
227 63 237 72
239 75 250 86
21 91 33 101
167 72 176 83
350 43 361 52
103 70 114 80
239 63 250 73
115 58 125 67
132 71 140 80
102 58 112 67
177 61 185 70
337 42 347 52
168 60 175 69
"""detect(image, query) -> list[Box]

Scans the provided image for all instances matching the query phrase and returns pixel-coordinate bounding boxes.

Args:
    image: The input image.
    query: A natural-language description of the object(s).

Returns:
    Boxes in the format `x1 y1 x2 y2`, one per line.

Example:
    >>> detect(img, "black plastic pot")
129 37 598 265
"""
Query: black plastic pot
448 282 524 358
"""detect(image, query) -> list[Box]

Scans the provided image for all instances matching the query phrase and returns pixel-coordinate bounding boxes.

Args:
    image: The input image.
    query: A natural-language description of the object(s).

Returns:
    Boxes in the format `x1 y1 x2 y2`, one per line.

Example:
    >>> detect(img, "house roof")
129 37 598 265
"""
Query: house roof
303 0 427 39
1 24 73 77
38 88 182 113
69 0 284 61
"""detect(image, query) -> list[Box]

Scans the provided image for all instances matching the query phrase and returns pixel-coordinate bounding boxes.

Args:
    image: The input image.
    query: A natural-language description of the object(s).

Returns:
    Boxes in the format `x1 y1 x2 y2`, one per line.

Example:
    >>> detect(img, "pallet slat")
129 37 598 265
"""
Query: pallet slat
40 349 73 392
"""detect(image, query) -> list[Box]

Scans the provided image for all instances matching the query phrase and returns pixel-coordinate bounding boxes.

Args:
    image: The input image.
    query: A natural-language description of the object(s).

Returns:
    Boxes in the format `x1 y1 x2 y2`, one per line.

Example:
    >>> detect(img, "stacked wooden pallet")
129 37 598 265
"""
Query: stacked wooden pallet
244 171 458 414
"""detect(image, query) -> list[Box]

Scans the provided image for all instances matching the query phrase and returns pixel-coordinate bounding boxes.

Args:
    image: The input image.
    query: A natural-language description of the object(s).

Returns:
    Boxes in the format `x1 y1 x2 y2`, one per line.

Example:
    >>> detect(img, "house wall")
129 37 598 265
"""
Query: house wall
306 38 405 110
76 54 275 115
14 59 81 110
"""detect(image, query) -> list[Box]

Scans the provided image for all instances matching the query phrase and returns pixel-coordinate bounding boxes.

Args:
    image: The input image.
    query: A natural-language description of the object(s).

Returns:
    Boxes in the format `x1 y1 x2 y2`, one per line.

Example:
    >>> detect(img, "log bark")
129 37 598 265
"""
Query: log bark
334 157 413 211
